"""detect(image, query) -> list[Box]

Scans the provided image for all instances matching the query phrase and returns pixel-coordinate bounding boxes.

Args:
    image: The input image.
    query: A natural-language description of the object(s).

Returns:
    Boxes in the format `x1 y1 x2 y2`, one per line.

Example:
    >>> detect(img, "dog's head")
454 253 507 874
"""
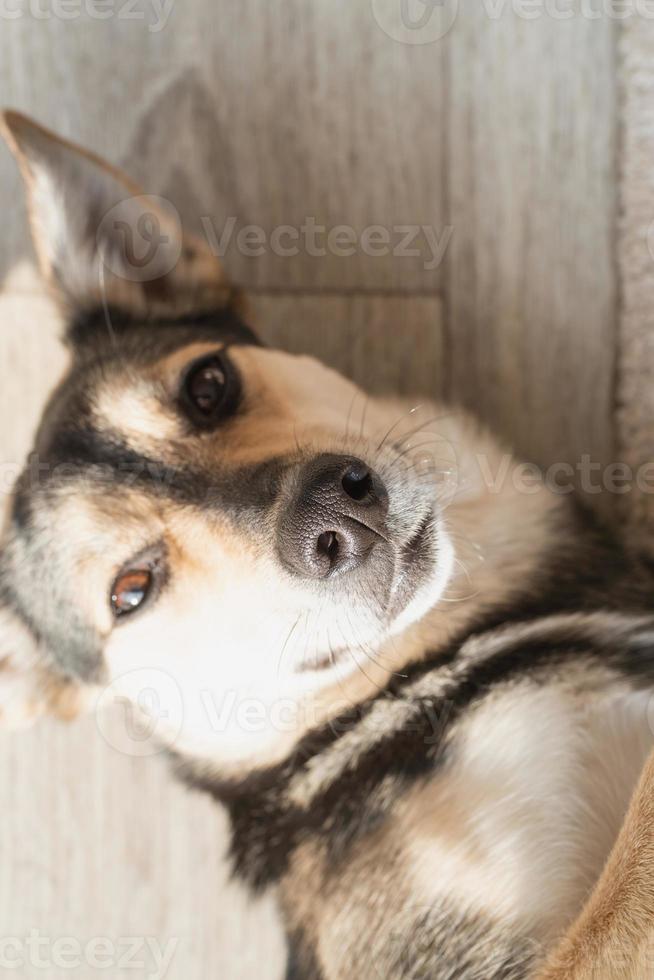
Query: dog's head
0 114 455 767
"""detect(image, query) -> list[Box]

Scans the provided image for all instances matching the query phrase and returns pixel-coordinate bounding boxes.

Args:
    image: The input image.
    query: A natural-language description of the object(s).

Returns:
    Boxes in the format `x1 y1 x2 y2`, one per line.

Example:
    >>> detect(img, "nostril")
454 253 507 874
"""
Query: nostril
316 530 340 565
277 455 389 579
341 464 373 503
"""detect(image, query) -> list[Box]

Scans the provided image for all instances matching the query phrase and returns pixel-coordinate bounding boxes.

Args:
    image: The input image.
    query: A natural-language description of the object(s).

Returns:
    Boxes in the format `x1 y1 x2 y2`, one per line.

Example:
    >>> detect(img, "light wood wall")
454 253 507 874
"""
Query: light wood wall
0 4 619 978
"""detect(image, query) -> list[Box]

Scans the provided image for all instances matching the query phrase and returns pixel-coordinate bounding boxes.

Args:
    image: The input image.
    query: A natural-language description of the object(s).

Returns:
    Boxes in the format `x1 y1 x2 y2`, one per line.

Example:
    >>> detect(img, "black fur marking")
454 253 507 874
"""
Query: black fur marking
14 425 288 523
619 630 654 684
10 487 32 530
67 305 262 351
285 931 325 980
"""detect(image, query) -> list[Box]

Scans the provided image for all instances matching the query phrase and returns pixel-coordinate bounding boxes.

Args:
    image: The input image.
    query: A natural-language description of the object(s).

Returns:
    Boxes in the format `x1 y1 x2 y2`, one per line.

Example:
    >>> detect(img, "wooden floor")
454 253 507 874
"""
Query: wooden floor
0 4 629 978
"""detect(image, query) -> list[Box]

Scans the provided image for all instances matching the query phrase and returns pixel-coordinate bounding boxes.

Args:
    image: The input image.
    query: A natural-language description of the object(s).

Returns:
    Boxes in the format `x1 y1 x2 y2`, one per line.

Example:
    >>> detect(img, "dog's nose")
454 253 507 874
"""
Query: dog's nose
277 454 389 579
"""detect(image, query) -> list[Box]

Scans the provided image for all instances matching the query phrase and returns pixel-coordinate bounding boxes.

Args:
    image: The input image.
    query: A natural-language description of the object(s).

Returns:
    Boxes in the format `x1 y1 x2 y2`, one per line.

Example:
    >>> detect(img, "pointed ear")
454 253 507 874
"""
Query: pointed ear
0 603 89 729
1 111 235 321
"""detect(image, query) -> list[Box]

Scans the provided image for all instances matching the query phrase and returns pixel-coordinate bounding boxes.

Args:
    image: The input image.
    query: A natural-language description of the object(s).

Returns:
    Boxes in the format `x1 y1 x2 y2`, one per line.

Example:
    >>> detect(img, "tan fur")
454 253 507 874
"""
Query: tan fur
91 341 226 452
535 747 654 980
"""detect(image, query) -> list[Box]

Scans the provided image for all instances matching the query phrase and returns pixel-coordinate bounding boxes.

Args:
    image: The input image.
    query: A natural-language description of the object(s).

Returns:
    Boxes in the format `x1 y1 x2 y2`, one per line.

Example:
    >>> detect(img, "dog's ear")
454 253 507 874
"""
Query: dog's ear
1 111 236 322
0 602 89 729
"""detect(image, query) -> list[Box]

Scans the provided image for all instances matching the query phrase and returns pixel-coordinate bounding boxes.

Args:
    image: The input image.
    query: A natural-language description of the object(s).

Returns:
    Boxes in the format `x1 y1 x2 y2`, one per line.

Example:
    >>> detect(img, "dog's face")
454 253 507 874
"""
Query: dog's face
0 114 455 766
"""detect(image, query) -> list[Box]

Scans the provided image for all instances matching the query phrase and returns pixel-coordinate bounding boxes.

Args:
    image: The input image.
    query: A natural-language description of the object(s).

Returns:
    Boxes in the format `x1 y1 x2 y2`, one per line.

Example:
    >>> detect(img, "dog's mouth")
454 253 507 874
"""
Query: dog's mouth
302 509 439 673
387 509 437 616
399 511 434 566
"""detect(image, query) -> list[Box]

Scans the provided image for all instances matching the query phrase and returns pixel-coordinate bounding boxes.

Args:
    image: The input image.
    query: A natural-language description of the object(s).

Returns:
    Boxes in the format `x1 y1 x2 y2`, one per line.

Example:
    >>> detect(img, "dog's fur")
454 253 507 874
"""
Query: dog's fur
2 113 654 979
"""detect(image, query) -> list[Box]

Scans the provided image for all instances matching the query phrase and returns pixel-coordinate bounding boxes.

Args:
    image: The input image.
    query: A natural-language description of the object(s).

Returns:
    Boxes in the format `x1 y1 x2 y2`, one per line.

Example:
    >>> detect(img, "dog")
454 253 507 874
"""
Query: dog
1 112 654 979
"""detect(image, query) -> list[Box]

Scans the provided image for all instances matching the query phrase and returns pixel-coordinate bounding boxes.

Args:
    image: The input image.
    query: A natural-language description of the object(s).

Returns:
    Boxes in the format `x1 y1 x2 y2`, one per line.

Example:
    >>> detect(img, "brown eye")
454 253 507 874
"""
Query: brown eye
186 357 226 415
111 568 152 618
180 351 241 429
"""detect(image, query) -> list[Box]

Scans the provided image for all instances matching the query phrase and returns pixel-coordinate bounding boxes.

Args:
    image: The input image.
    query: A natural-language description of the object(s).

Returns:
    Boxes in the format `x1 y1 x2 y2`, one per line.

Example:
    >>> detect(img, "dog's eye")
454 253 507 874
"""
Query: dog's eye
184 355 228 417
179 351 240 429
111 568 152 618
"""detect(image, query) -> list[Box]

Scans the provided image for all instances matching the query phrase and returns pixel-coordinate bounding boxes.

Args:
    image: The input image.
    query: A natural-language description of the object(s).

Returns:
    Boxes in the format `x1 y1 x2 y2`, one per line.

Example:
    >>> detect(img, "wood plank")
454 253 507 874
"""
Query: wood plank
0 0 447 292
0 714 286 980
250 291 445 398
445 11 617 493
616 21 654 546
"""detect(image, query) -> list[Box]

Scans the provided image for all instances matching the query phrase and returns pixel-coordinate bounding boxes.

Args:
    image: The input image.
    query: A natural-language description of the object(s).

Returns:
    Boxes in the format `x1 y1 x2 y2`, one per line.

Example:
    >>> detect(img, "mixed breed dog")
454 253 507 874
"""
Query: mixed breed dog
1 111 654 979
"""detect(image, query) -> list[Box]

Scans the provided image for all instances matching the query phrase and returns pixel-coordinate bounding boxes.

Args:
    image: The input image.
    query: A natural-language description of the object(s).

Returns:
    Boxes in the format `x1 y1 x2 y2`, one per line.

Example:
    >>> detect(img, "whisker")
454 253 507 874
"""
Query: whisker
394 412 454 451
394 438 454 463
343 616 391 672
292 422 305 455
277 612 303 679
452 555 474 589
339 607 406 679
344 389 360 444
343 636 379 689
357 395 370 444
375 404 425 452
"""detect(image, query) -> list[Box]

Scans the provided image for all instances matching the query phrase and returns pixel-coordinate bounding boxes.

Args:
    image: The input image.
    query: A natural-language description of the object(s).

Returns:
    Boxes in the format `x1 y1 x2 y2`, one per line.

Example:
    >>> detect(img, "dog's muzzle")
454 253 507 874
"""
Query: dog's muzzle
276 454 389 580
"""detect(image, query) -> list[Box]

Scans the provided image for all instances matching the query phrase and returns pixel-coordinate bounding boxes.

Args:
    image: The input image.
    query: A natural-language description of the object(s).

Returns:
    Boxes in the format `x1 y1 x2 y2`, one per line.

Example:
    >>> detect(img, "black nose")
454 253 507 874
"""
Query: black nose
277 454 389 579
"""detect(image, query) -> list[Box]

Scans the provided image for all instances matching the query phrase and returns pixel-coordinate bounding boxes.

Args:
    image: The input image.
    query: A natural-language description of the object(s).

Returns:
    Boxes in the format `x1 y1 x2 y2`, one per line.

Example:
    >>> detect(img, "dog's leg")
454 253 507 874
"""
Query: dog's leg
535 747 654 980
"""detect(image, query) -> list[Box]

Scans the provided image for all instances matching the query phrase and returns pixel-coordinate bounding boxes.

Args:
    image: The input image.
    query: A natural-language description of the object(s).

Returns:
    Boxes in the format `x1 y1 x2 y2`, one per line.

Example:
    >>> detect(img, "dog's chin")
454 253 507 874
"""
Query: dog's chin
386 513 454 636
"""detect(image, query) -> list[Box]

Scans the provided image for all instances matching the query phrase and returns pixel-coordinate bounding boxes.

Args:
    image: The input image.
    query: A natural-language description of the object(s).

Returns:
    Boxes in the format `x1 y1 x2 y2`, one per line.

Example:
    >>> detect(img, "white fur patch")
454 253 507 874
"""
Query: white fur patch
403 681 654 947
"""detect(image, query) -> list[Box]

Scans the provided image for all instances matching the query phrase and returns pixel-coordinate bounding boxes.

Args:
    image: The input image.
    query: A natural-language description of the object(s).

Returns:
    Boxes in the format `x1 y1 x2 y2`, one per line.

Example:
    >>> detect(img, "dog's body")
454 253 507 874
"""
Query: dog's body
199 511 654 979
1 113 654 979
